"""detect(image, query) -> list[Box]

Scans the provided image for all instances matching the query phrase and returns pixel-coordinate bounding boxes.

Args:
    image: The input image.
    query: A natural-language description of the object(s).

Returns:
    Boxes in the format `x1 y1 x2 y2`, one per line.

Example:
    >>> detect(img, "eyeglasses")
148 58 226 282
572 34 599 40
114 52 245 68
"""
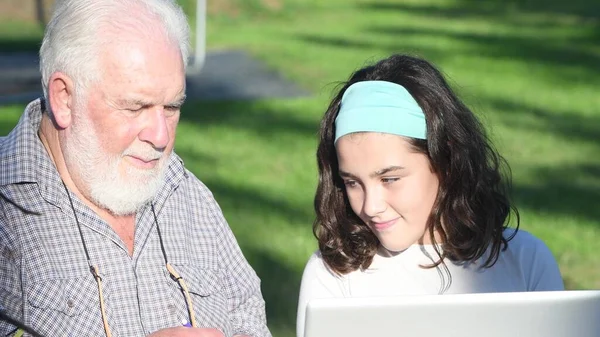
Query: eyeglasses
63 182 197 337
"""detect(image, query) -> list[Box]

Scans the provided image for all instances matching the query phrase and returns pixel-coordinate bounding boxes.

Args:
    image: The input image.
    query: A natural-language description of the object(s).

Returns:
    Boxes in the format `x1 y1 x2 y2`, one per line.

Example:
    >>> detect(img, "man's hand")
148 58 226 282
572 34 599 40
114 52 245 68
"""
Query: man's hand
148 327 225 337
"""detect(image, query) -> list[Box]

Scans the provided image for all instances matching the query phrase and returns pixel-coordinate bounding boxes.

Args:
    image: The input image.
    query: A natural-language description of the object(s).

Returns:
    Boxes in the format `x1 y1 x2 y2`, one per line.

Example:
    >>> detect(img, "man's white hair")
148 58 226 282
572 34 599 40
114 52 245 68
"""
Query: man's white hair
39 0 190 103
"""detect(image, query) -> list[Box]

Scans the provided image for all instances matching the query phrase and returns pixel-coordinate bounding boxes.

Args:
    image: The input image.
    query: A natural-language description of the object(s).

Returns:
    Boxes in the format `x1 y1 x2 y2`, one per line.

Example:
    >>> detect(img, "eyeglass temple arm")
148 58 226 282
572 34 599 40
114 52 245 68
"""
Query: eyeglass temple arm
166 263 198 328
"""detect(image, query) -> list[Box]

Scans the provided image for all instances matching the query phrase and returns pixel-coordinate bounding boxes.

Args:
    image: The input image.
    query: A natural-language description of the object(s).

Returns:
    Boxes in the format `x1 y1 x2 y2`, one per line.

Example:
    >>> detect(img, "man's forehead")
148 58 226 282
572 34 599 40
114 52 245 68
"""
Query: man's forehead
101 42 182 71
97 21 183 73
95 37 185 105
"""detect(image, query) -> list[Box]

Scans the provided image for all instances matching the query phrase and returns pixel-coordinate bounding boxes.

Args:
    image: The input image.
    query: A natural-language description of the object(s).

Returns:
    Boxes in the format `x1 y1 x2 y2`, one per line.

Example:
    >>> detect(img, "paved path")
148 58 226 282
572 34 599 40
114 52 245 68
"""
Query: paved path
0 49 309 105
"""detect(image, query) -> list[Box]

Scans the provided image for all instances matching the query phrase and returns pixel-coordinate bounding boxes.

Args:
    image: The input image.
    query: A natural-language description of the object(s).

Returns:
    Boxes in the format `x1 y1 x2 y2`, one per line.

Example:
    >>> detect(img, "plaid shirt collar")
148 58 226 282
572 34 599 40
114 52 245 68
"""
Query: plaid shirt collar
0 98 188 215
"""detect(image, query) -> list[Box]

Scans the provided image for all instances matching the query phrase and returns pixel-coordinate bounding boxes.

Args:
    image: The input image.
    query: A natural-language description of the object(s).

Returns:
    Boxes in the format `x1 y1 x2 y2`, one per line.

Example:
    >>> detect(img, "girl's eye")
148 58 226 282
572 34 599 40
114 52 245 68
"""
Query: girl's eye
382 177 400 184
344 180 358 188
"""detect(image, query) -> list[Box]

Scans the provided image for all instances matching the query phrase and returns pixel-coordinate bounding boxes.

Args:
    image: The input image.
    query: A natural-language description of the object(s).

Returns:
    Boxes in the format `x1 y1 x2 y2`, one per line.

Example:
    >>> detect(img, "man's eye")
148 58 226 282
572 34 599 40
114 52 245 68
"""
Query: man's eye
123 108 144 116
164 106 181 117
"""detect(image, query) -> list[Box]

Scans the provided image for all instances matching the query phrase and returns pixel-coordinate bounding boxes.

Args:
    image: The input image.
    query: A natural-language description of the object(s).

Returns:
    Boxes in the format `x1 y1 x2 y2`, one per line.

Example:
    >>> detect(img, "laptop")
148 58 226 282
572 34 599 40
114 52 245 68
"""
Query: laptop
303 290 600 337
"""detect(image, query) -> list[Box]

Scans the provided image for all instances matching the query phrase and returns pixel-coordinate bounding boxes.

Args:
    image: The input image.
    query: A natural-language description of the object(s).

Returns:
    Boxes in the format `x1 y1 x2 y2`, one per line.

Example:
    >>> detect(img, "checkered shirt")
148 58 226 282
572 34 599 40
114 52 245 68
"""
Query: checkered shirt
0 99 272 337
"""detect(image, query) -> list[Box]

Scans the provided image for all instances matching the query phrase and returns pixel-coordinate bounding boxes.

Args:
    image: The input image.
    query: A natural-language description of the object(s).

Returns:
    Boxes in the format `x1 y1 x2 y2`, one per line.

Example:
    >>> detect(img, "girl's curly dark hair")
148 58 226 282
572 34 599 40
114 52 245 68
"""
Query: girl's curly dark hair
313 54 519 274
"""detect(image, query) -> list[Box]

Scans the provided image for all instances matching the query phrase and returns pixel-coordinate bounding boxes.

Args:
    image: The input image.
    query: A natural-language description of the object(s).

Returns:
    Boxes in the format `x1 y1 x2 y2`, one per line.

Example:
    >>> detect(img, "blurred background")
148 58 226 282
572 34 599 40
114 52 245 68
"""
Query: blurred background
1 0 599 336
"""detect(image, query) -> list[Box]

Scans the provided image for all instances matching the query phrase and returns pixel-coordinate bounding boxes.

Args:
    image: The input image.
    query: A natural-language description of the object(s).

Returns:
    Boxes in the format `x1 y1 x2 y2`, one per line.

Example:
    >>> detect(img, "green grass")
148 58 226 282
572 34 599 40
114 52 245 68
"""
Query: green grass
1 0 599 336
0 19 44 52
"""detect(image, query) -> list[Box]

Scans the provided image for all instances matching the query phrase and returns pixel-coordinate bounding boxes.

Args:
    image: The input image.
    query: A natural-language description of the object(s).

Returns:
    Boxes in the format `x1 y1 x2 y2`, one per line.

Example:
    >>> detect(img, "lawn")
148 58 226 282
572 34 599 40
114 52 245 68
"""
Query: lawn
1 0 599 336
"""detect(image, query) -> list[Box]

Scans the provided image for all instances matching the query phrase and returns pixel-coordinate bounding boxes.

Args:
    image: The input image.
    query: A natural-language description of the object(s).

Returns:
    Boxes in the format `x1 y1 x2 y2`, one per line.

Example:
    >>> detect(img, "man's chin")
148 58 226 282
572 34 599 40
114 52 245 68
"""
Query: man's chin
120 168 164 185
91 190 155 215
87 175 164 212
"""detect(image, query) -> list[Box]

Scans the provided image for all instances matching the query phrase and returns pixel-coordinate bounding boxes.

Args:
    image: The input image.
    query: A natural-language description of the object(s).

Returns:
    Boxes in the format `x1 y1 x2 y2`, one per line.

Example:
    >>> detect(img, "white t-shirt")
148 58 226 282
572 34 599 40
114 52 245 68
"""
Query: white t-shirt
296 229 563 337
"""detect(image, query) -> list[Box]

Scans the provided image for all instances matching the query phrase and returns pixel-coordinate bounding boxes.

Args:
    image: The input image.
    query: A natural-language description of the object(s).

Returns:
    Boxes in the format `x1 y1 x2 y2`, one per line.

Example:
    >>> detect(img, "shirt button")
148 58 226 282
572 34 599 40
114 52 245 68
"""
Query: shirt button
67 299 75 308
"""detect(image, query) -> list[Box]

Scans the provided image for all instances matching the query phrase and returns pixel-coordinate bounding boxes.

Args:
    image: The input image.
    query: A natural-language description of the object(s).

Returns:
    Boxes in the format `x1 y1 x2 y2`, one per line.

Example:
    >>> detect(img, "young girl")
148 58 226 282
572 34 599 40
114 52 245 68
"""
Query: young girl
297 54 563 337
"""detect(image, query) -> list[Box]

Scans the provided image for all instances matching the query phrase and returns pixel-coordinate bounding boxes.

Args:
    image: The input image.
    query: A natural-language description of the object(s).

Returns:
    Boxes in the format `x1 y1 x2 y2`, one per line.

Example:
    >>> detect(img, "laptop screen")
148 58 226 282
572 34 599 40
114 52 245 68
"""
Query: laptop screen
303 291 600 337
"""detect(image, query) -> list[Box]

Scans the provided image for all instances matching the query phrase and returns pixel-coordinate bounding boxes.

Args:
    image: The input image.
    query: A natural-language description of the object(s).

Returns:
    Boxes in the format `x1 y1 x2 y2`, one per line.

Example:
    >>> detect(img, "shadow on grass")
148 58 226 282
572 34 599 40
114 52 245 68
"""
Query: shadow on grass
179 100 319 141
512 164 600 225
296 23 598 87
484 98 600 226
0 37 42 53
295 31 441 53
243 249 301 335
294 33 445 68
200 175 313 225
294 1 599 87
461 0 600 22
366 25 599 81
485 97 600 147
359 0 600 23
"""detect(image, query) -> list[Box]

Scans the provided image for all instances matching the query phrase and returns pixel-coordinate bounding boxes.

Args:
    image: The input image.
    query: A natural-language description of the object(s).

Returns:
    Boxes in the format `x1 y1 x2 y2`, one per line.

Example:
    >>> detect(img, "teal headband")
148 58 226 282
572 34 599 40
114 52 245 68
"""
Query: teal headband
334 80 427 143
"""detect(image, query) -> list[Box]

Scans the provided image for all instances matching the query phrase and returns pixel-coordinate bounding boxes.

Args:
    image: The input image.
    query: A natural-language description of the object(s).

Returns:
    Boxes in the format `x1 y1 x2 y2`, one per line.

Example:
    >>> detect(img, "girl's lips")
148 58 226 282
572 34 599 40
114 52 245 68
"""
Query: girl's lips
371 218 398 231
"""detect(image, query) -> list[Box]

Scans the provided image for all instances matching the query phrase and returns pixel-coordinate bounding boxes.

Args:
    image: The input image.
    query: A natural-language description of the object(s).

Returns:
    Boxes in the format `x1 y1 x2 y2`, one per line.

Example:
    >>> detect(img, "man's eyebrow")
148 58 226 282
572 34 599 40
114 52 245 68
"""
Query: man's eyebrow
117 95 187 108
118 98 153 108
166 94 186 107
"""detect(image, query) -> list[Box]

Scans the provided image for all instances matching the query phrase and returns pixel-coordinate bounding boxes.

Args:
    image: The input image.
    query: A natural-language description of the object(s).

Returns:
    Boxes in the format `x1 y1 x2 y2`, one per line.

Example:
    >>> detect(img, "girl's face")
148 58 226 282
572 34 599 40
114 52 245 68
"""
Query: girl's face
336 132 440 252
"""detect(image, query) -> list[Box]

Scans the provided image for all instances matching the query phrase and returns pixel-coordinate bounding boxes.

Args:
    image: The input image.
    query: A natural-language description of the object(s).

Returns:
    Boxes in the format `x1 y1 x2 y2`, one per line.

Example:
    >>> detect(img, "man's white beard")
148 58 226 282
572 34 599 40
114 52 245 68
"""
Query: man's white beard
63 112 168 216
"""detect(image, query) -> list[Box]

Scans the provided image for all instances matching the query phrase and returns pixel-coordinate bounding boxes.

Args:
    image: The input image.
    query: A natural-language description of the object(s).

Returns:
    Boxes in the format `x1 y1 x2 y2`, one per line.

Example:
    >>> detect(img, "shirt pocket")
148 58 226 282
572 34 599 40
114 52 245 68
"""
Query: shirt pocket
164 265 231 335
26 277 108 336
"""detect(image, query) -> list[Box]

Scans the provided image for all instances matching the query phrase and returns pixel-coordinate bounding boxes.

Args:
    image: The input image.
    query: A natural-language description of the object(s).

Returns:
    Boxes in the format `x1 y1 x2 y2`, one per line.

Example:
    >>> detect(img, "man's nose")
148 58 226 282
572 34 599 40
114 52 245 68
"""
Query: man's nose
138 107 170 149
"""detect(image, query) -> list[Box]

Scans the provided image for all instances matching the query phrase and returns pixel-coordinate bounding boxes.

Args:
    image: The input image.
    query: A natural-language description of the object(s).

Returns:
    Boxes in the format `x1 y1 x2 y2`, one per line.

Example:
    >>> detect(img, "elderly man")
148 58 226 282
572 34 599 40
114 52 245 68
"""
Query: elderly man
0 0 271 336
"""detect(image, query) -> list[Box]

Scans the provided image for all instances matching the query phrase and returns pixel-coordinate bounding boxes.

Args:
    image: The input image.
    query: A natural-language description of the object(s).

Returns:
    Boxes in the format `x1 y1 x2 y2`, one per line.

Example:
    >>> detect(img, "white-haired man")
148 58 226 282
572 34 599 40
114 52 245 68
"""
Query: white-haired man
0 1 271 336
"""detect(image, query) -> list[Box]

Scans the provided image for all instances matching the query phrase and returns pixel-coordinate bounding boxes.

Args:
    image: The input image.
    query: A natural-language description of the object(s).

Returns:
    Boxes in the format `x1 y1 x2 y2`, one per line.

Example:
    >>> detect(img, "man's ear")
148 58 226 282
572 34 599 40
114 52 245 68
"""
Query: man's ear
47 72 76 129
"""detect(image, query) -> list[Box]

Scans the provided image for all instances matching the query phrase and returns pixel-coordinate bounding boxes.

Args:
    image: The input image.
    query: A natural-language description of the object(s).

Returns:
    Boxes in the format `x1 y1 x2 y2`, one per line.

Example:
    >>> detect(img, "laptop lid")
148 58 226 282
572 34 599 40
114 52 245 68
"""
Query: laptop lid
304 290 600 337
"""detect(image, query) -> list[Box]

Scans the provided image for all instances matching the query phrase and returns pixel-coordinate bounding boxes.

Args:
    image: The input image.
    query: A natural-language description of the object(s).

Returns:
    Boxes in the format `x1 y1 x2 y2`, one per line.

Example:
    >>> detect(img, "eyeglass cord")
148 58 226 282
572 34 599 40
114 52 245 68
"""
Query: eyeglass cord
62 181 197 336
151 203 198 328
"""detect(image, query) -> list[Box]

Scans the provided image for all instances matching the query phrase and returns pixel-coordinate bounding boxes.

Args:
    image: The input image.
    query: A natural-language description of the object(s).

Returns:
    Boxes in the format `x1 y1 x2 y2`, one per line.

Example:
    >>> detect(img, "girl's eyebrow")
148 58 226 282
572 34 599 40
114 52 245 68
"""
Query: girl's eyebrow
339 170 358 179
373 165 405 177
339 166 405 179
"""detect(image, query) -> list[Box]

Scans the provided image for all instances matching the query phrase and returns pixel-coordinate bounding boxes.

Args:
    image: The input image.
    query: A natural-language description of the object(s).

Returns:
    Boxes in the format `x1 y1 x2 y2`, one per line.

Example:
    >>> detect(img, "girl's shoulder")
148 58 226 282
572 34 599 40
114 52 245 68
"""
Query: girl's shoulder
503 228 549 251
502 228 559 268
303 250 345 280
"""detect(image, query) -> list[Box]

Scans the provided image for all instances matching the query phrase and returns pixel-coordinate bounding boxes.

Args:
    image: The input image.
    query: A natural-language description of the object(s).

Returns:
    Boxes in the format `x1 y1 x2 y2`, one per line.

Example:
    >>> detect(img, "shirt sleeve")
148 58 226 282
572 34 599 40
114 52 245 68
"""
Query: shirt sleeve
296 251 345 337
0 212 24 336
205 192 272 337
527 237 565 291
